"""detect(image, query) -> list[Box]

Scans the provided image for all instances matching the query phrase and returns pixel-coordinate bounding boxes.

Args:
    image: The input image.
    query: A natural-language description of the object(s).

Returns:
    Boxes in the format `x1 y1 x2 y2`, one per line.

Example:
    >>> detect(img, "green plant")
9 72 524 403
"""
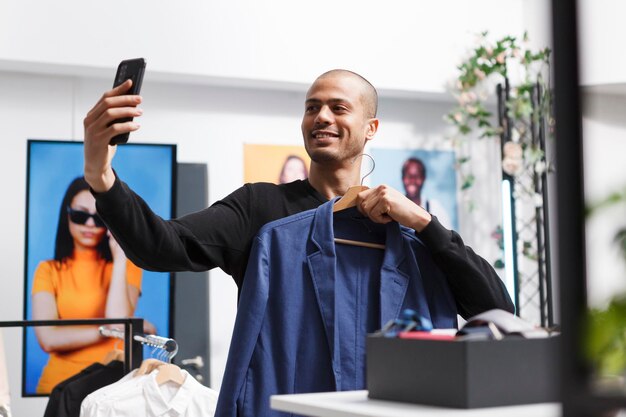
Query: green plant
586 296 626 377
585 188 626 378
445 31 552 202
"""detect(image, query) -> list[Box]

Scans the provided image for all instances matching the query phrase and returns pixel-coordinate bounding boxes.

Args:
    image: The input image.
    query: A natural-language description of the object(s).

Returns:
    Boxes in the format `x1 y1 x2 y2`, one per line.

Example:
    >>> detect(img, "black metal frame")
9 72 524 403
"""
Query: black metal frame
497 81 521 312
535 82 555 326
0 318 144 398
497 79 554 326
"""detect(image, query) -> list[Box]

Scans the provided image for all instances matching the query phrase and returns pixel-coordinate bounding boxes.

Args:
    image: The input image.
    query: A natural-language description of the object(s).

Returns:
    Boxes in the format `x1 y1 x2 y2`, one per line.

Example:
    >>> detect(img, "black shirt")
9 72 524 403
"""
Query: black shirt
57 360 124 417
44 361 124 417
94 177 513 318
96 178 326 289
44 363 103 417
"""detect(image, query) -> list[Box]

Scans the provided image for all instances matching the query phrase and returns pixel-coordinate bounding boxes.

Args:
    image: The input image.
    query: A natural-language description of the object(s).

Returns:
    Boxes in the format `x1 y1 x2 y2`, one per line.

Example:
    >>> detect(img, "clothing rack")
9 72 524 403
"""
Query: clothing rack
98 326 178 362
0 318 145 378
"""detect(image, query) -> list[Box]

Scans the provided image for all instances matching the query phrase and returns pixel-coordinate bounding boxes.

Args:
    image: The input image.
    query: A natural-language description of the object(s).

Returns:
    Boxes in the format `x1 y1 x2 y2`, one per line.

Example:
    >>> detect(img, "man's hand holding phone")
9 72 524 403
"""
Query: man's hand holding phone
109 58 146 145
83 78 143 193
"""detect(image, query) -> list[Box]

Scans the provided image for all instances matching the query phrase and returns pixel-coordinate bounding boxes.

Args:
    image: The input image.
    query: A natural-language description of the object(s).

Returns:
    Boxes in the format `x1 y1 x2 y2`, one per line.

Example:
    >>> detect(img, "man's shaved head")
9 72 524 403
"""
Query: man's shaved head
314 69 378 118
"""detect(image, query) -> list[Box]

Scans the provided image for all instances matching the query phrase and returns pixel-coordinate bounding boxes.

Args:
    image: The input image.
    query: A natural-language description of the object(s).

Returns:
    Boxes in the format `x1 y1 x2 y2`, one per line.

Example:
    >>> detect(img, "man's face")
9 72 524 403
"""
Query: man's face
301 74 376 164
403 161 425 199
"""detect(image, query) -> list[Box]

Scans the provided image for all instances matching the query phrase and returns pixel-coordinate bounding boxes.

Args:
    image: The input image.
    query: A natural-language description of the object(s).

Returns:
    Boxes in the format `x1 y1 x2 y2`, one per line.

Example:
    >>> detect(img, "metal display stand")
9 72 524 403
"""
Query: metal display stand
497 80 554 327
98 325 178 363
0 318 144 396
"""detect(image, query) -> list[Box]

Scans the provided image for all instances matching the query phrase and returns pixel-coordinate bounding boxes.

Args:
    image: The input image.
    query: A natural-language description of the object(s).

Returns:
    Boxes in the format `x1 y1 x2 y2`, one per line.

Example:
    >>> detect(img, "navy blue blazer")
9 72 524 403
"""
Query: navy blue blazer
215 199 458 417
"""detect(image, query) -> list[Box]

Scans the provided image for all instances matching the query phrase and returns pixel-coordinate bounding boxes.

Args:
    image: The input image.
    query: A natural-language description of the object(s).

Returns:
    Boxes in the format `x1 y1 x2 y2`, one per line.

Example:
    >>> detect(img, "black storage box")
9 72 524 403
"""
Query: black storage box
367 334 560 408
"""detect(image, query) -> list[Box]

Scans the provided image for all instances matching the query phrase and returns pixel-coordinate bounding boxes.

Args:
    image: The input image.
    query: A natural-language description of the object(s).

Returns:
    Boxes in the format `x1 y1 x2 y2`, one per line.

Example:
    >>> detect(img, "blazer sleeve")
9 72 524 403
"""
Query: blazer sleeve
214 233 270 417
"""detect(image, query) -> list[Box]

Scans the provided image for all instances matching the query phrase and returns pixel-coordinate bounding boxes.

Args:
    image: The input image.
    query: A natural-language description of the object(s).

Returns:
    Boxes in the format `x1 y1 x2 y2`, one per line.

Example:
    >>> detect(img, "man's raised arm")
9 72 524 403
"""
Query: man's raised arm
83 79 142 192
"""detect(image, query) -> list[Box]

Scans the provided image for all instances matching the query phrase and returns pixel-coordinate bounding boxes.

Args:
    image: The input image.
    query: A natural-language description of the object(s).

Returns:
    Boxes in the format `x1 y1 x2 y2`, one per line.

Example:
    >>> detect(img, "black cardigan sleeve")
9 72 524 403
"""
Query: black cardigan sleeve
93 175 251 281
417 216 515 318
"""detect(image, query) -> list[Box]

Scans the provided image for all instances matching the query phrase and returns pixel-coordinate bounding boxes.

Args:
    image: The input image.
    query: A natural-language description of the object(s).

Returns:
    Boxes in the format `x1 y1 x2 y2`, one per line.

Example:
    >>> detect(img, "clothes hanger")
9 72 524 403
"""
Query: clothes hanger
136 359 185 385
333 154 386 250
332 185 369 212
102 348 124 364
136 350 185 385
155 363 186 386
136 346 164 376
136 358 165 376
332 154 374 213
102 340 124 364
333 237 385 250
155 346 185 385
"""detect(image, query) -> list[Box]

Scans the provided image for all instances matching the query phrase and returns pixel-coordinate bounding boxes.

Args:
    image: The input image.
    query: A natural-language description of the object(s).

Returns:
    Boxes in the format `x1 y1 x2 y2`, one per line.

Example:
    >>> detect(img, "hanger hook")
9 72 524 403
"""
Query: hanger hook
351 153 375 186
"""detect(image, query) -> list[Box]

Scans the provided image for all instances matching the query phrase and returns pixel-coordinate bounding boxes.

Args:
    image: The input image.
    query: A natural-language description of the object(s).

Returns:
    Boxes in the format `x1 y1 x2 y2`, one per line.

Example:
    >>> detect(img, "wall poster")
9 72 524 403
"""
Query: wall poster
370 148 459 231
23 140 176 396
243 144 310 184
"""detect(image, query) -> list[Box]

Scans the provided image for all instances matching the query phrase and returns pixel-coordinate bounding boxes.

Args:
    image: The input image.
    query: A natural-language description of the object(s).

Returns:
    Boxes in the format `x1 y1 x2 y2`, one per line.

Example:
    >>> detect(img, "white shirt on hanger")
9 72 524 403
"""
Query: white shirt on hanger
79 369 148 412
80 369 217 417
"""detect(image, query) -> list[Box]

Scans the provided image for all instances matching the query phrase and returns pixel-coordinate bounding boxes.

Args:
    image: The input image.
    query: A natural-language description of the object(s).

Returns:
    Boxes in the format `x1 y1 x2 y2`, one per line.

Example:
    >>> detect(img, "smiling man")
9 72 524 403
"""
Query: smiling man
83 69 513 415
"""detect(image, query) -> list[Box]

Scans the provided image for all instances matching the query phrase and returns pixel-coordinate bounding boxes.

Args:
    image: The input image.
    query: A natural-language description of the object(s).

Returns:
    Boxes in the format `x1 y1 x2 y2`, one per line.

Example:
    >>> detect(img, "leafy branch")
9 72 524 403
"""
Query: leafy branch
446 32 552 207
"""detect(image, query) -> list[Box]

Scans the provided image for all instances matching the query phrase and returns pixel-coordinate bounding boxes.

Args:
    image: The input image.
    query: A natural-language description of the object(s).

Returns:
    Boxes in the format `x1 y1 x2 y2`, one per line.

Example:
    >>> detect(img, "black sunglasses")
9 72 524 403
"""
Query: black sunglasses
67 207 106 228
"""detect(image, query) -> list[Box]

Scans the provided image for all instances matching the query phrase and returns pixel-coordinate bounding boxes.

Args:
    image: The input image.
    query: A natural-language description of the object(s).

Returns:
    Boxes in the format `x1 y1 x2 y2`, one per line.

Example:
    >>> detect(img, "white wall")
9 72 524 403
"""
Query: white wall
578 0 626 86
576 1 626 311
582 92 626 307
0 0 525 94
523 0 553 52
0 72 78 415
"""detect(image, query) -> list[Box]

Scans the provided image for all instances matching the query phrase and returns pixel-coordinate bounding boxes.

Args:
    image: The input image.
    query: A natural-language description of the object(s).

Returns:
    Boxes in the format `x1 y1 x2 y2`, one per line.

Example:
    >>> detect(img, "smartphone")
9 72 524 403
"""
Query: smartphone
109 58 146 145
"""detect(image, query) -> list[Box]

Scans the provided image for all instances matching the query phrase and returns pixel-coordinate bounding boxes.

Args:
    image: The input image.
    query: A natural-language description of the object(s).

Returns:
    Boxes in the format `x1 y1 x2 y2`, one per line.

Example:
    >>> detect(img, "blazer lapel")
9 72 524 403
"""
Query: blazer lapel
380 223 432 326
306 200 340 383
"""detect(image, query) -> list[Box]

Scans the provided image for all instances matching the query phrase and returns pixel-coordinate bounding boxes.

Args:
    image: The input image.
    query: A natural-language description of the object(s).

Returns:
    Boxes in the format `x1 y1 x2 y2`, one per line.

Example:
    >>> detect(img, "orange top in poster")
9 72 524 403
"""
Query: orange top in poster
244 144 310 184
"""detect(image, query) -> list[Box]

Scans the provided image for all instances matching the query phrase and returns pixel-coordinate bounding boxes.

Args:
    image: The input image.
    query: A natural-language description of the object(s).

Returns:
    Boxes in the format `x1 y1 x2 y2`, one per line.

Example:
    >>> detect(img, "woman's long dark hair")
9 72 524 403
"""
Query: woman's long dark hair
54 176 112 263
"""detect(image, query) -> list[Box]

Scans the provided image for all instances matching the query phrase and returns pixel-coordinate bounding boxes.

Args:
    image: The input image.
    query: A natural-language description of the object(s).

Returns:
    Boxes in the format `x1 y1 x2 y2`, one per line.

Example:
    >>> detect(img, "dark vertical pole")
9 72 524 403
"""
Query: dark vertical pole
130 318 144 371
498 81 521 315
551 0 591 415
123 321 131 375
531 84 547 327
174 163 211 385
537 82 555 327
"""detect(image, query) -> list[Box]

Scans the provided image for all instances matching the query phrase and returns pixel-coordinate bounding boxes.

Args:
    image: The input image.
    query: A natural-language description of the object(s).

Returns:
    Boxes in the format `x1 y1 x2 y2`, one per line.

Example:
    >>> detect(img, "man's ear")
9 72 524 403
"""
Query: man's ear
365 118 379 141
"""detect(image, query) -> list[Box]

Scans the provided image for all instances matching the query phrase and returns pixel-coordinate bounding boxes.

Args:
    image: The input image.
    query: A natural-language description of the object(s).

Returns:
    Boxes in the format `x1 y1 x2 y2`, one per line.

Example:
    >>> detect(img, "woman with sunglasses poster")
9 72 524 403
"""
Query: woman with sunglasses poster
30 176 146 394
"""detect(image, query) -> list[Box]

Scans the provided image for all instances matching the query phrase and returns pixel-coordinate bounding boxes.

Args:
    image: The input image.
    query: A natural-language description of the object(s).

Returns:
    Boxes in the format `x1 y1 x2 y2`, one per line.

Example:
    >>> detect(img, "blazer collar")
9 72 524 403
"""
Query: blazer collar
309 198 408 265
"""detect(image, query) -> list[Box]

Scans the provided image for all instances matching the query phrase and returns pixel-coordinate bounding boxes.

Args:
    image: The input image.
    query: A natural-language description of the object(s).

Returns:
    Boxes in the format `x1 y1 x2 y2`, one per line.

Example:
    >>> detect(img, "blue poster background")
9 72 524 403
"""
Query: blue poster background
370 148 459 231
24 140 175 395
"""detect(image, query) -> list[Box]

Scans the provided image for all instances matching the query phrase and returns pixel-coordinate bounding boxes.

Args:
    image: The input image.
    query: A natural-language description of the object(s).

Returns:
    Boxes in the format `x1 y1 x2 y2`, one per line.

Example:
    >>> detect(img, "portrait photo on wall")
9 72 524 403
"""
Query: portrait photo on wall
23 139 176 396
370 148 459 231
243 144 310 184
